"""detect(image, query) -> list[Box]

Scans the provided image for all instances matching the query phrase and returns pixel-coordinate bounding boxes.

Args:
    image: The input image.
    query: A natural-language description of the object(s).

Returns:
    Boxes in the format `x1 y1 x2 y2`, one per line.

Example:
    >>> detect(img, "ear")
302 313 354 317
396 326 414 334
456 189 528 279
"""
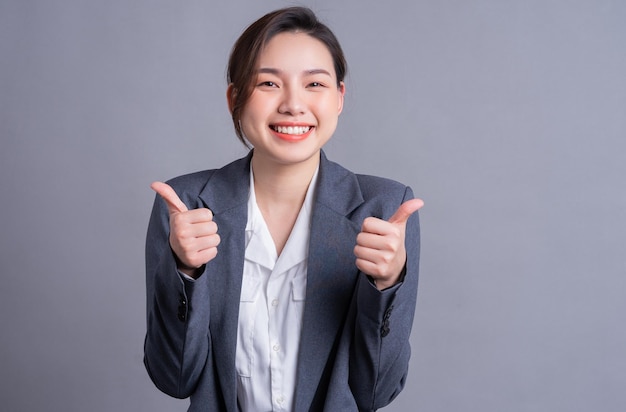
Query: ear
226 84 237 114
337 81 346 115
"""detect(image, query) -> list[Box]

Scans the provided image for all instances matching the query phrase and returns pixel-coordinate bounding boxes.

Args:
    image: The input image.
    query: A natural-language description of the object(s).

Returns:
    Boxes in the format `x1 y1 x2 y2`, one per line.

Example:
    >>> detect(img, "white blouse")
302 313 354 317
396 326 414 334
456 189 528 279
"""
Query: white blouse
236 167 319 412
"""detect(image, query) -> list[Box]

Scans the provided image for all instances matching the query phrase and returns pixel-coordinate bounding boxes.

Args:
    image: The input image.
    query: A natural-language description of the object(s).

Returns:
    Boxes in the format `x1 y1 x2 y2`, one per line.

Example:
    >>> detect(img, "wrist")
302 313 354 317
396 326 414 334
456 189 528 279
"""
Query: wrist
174 255 202 279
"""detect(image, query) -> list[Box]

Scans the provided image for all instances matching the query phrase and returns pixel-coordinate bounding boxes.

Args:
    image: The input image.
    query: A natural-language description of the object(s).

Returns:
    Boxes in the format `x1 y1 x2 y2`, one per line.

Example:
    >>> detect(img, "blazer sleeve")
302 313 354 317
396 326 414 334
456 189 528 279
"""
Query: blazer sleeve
348 186 420 411
143 190 212 399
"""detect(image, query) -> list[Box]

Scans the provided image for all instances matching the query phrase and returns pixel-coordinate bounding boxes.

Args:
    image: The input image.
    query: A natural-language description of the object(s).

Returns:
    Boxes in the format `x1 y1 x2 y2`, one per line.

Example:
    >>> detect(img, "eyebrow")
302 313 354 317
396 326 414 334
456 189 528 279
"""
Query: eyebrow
257 68 332 76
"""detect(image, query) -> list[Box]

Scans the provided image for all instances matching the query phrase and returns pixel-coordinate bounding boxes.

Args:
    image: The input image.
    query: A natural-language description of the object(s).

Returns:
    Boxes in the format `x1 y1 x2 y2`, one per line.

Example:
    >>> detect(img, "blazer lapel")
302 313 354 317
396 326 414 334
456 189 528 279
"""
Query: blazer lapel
294 151 364 410
198 152 252 411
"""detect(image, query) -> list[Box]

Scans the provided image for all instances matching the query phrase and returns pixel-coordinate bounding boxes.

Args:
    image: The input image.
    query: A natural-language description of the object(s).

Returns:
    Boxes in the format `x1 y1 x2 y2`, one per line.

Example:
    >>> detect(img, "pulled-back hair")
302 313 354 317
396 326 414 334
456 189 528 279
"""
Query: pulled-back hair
227 7 347 146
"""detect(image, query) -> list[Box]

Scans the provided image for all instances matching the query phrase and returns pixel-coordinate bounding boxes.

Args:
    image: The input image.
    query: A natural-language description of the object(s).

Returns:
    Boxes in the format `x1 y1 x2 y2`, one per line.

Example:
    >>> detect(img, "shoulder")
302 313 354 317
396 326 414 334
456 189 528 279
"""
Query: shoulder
355 173 408 200
354 174 412 220
319 152 412 221
166 168 217 192
321 151 409 198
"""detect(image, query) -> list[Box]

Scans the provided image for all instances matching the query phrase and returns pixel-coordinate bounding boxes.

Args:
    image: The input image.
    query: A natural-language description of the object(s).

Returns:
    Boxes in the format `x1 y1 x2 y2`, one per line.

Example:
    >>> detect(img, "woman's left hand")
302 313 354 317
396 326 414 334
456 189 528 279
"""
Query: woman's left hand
354 198 423 290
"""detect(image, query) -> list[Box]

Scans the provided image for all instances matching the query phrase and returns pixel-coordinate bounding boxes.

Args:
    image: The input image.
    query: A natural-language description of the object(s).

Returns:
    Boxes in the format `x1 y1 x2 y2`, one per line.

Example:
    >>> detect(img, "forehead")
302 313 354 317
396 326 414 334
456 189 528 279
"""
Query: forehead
257 32 335 74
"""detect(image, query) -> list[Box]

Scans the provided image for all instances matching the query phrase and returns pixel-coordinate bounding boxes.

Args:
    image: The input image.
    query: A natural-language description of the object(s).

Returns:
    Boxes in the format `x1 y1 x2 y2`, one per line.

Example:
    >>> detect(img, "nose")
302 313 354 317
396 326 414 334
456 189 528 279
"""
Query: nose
278 86 305 115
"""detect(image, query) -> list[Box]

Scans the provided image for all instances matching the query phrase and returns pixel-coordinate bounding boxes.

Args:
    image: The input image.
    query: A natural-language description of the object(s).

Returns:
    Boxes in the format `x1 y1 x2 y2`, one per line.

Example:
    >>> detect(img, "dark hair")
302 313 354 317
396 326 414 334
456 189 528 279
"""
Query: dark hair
227 7 348 146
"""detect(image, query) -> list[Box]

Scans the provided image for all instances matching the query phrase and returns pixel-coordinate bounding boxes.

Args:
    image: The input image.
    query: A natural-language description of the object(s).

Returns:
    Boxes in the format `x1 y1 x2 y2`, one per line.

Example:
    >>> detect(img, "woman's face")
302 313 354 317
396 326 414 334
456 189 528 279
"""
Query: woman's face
236 31 345 168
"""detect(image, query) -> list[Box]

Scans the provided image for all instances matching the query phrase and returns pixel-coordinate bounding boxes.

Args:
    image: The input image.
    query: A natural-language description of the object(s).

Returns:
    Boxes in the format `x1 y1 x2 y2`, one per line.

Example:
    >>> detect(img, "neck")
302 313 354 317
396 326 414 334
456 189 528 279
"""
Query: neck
250 151 320 207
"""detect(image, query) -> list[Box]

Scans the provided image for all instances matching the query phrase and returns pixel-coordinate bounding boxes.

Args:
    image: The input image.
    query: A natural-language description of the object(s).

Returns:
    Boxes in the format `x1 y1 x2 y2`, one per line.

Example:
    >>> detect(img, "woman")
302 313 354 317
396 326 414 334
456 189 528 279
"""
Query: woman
144 6 423 412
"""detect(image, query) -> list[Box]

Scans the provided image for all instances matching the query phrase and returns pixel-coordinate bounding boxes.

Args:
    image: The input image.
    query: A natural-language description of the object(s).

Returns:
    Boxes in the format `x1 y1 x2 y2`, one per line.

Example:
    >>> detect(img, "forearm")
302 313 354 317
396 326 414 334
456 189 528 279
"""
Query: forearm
348 275 411 410
145 250 212 397
144 198 211 398
350 206 420 410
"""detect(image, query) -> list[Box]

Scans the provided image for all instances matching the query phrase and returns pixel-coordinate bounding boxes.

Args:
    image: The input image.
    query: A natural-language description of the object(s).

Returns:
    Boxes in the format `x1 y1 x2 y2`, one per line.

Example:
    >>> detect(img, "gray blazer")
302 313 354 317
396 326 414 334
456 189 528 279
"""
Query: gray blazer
144 151 420 411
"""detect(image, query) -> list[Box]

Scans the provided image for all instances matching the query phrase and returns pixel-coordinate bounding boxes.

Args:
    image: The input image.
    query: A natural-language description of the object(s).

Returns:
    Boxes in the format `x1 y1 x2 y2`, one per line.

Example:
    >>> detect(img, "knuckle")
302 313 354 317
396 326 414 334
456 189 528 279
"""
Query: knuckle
178 227 194 241
381 238 394 250
177 227 190 239
201 248 218 262
179 239 195 252
361 217 375 230
380 254 392 265
353 245 364 257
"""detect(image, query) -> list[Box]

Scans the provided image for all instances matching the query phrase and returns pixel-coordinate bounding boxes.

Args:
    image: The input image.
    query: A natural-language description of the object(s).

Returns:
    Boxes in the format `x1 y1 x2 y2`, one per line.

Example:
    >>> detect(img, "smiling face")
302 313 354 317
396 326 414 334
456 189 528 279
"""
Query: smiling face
233 31 345 169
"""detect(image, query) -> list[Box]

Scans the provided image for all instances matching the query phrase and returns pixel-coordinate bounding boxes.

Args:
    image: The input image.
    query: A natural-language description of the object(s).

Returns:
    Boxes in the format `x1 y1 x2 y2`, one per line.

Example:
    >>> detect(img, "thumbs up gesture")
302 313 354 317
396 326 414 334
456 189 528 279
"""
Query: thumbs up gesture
354 198 423 290
151 182 221 278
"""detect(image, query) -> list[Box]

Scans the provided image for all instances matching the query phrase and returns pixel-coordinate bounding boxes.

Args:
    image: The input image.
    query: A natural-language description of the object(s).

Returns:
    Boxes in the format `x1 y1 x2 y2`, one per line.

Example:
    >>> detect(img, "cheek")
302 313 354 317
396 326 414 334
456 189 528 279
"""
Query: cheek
316 96 342 120
240 98 265 125
245 93 277 118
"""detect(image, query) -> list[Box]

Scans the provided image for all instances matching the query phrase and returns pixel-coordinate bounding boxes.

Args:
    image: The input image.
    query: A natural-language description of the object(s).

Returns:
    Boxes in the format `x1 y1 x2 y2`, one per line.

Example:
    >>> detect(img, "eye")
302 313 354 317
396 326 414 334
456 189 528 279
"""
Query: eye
258 81 277 87
308 82 323 88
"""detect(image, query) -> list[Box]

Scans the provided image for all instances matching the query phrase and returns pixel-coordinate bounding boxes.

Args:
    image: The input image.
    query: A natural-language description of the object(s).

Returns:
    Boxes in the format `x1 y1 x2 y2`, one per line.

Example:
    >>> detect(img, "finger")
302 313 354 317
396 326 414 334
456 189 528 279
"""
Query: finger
355 257 390 279
151 181 188 214
356 231 395 251
180 247 219 271
180 234 221 252
355 257 376 276
197 234 221 250
172 219 218 239
354 244 390 262
172 208 215 225
360 217 392 236
388 198 424 225
194 247 219 265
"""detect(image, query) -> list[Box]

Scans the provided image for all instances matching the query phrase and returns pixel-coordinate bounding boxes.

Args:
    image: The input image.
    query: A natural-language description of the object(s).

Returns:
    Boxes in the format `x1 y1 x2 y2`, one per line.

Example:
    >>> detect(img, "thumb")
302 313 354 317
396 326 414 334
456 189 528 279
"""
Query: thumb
151 181 188 214
388 198 424 225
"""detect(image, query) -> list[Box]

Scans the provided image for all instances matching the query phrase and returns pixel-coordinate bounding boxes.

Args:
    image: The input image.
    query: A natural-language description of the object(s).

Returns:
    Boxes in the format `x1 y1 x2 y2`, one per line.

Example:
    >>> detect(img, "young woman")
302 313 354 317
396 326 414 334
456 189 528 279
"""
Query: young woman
144 7 423 412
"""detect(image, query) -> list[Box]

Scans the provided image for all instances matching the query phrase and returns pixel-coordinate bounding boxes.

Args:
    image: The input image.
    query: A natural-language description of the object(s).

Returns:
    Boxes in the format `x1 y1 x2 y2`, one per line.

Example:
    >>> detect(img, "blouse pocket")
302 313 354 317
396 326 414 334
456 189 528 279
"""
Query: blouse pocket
236 275 260 378
291 274 307 301
290 273 307 329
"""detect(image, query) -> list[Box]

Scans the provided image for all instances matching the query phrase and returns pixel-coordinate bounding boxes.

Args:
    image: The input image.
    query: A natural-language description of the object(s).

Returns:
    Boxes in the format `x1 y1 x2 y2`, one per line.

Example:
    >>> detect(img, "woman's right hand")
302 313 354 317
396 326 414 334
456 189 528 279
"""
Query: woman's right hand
151 182 221 278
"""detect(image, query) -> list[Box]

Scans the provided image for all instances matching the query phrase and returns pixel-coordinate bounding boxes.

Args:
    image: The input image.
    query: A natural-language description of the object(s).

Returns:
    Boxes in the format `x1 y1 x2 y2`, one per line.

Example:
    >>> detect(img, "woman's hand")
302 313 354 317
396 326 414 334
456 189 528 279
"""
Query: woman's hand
354 199 423 290
151 182 221 278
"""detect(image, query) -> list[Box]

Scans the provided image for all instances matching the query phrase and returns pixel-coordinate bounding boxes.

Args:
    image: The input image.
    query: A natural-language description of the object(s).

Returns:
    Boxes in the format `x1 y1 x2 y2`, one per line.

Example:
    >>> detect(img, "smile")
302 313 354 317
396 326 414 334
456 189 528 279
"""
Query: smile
270 125 311 135
269 124 314 142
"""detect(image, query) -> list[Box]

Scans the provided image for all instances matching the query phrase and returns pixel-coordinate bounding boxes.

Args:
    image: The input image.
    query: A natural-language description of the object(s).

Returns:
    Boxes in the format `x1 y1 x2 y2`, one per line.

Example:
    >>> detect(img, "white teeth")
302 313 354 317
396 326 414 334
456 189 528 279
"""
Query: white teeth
273 125 311 135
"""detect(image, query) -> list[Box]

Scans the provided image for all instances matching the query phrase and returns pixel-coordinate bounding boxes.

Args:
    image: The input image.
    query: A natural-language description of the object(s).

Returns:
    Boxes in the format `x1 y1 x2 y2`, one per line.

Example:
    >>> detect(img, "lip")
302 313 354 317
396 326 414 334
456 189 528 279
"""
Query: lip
269 123 315 142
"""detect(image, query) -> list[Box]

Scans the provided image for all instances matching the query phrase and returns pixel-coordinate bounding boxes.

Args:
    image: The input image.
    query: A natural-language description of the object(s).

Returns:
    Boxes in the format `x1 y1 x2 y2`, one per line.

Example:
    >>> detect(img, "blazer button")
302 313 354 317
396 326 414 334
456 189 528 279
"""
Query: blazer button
381 305 393 337
177 306 186 322
383 305 393 320
381 320 390 337
178 296 187 322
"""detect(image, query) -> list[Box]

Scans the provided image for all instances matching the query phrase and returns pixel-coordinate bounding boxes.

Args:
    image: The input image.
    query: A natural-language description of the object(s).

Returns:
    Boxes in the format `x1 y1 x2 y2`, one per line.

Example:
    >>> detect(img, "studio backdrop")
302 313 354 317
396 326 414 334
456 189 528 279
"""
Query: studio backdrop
1 0 625 411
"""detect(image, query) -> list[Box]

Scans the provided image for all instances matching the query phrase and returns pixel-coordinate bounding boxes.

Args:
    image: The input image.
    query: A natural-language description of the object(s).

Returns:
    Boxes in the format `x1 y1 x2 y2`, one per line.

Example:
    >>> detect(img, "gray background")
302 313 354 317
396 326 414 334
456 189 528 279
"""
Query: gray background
1 0 625 411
